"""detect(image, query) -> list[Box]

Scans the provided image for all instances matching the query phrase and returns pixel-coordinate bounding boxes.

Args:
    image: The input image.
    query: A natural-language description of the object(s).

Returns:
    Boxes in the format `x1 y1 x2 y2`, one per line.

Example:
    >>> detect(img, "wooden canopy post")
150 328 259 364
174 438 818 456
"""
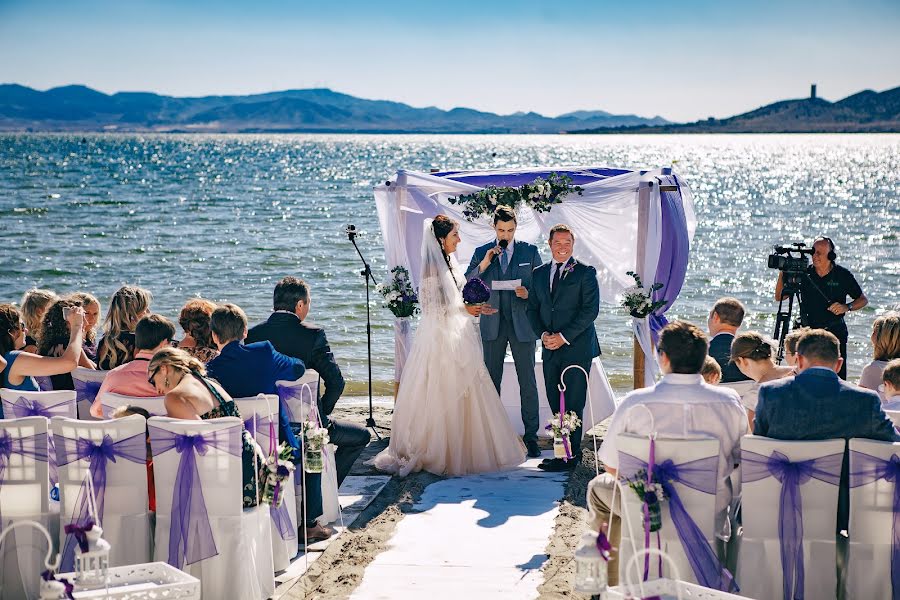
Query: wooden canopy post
633 180 653 390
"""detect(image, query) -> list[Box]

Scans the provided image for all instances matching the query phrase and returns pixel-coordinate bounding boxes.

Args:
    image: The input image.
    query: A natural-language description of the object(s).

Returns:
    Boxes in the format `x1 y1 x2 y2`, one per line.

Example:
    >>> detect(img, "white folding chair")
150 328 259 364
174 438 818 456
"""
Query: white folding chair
98 392 167 419
275 369 320 424
0 389 77 420
884 410 900 428
234 394 299 571
0 416 54 600
149 416 274 600
71 367 109 421
615 434 724 587
51 415 152 572
738 436 844 600
846 438 900 600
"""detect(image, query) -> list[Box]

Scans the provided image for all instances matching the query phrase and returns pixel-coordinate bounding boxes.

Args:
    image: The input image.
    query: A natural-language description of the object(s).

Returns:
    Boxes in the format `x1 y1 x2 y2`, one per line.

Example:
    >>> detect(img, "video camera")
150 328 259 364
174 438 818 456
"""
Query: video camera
767 243 813 273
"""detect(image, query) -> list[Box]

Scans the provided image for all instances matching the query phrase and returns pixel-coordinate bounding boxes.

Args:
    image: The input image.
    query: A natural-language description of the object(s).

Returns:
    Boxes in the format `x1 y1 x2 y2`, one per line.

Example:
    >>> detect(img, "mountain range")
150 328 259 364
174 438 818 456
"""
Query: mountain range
0 84 669 133
573 86 900 133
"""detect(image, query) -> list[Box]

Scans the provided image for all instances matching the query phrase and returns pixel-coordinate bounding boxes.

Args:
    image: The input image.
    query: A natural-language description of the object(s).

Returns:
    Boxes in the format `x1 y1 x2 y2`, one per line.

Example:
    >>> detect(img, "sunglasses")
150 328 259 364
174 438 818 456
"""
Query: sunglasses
147 367 160 387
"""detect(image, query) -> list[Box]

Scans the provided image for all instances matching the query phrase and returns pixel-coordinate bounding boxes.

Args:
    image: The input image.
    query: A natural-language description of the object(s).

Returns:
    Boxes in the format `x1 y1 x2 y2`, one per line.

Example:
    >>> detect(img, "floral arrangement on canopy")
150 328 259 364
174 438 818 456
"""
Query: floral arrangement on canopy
448 173 584 221
376 266 419 318
621 271 667 319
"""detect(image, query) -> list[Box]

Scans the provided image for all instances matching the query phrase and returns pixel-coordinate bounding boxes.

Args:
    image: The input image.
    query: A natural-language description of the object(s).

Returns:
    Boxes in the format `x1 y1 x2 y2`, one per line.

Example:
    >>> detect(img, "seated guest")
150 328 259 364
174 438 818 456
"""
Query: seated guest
20 288 58 353
96 285 152 370
70 292 101 362
858 311 900 401
587 321 747 584
0 304 84 412
37 298 97 390
729 331 794 428
701 355 722 385
91 314 175 417
177 298 220 363
707 298 755 405
111 404 155 512
247 276 370 486
148 347 259 508
754 329 899 532
882 359 900 410
207 304 333 541
783 327 809 370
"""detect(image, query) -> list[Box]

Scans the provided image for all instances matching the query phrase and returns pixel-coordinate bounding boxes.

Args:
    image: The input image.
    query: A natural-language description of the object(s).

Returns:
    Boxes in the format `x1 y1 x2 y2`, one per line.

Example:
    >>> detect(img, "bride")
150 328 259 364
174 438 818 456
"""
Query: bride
372 215 526 476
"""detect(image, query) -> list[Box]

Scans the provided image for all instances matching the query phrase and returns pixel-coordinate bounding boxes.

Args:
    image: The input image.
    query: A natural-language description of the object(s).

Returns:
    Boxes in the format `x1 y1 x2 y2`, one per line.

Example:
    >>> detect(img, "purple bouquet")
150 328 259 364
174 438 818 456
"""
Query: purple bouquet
462 278 491 305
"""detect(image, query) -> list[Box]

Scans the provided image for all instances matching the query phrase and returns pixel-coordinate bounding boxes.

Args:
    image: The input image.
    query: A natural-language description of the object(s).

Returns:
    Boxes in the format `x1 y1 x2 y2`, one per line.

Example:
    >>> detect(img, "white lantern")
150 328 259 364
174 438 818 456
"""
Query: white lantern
573 531 608 594
73 524 110 586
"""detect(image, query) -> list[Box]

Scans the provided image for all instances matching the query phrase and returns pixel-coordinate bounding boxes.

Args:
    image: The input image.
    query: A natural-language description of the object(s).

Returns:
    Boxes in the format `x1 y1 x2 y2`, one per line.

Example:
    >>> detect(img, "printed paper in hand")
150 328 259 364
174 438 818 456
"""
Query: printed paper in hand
491 279 522 291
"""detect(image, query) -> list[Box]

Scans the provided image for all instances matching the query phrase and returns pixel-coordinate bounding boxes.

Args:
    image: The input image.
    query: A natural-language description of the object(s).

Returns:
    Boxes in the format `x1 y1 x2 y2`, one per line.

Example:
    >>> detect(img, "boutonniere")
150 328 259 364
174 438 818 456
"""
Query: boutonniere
561 260 576 280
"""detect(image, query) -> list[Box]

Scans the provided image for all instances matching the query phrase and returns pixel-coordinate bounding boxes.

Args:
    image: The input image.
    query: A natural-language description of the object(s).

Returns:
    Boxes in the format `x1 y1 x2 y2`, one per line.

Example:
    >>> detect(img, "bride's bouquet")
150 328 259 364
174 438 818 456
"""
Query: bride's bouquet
302 421 330 474
462 277 491 306
260 442 296 508
545 411 582 460
376 266 419 318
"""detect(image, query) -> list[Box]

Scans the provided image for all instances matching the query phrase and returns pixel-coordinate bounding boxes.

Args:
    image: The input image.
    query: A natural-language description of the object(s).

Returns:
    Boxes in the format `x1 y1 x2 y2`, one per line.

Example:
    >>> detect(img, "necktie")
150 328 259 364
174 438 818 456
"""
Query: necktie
551 262 562 294
500 247 509 273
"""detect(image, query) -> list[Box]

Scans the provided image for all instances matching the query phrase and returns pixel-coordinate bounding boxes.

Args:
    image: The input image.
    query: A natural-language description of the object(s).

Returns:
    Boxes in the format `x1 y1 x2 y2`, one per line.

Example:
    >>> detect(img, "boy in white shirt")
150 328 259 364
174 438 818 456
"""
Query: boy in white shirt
881 359 900 410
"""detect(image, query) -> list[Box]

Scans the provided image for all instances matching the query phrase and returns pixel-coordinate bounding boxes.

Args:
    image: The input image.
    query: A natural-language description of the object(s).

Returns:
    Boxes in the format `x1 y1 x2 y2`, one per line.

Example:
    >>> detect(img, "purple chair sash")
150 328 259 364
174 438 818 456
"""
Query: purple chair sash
0 430 49 530
276 384 318 424
742 449 844 600
848 450 900 600
150 424 241 568
619 451 737 592
244 413 296 541
56 431 148 571
4 395 75 489
73 379 102 405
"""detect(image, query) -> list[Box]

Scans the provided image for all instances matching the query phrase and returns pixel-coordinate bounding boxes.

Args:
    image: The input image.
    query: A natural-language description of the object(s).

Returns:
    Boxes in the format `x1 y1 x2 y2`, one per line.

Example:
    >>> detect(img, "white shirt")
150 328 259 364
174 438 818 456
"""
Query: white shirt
599 373 748 528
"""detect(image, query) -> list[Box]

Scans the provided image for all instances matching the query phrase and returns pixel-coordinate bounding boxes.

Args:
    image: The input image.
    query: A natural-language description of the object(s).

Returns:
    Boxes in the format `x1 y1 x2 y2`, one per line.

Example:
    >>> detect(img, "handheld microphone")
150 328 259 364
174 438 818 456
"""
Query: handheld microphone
498 239 509 250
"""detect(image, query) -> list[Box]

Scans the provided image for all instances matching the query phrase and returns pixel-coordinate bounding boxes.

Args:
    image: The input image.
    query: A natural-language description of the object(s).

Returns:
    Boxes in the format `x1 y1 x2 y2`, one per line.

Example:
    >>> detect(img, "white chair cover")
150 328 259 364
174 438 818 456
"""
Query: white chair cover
234 394 299 571
738 436 844 600
275 375 341 526
0 389 77 420
98 392 167 419
0 416 53 600
51 415 151 571
149 416 274 600
615 434 722 587
884 410 900 428
70 367 108 421
846 438 900 600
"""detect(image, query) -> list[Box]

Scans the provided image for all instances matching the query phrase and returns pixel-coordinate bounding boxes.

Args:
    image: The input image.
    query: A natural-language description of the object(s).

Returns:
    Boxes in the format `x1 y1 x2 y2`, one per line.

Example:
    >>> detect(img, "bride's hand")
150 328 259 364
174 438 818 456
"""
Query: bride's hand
465 304 483 317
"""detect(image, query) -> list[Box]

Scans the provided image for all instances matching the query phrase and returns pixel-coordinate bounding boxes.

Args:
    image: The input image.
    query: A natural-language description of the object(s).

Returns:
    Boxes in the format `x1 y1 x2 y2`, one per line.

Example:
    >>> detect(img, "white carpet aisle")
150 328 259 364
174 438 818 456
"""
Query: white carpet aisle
350 454 568 600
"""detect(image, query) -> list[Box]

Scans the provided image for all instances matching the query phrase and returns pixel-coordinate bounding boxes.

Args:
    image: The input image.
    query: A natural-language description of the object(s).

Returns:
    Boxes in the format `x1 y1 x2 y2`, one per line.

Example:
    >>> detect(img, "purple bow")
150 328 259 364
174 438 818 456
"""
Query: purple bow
0 430 49 531
150 424 241 569
56 432 148 570
849 451 900 600
742 449 844 600
74 379 102 404
41 570 75 599
619 452 738 592
63 519 95 553
9 396 53 418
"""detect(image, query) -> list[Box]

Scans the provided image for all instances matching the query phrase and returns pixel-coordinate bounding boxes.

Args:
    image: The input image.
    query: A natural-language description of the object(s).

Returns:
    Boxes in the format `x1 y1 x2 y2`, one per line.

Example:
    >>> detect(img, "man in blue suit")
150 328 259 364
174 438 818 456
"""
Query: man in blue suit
755 328 899 532
207 303 333 542
466 206 544 458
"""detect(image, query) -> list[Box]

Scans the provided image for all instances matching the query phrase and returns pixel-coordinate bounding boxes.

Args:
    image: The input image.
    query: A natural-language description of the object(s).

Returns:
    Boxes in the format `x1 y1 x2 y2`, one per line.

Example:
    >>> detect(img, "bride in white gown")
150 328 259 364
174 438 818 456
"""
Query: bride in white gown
372 215 526 476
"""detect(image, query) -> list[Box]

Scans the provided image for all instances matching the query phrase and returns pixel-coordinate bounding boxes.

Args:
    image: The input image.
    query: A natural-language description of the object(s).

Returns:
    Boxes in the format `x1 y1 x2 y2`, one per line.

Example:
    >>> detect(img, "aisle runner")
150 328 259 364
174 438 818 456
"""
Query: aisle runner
351 455 567 600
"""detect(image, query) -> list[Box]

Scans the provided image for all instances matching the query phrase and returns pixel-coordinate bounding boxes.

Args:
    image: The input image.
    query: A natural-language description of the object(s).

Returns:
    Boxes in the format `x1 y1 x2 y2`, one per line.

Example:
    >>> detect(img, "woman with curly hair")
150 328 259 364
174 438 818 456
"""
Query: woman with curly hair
20 288 58 353
177 298 219 363
69 292 102 361
96 285 152 370
37 298 97 389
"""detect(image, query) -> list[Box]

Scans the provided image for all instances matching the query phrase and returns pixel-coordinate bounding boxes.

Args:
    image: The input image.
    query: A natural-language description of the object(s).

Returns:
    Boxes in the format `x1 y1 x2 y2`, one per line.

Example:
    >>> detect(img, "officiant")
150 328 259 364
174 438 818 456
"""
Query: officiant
466 206 544 458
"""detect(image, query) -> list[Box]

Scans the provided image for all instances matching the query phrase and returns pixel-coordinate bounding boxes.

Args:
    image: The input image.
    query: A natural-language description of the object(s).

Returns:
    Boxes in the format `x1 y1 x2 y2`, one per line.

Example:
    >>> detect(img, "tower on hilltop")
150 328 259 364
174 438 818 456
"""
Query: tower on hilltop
811 84 817 99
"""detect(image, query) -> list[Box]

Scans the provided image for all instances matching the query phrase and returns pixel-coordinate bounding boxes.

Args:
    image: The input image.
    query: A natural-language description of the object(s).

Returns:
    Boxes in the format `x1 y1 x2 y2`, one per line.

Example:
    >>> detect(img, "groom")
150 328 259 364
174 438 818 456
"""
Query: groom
466 206 544 458
527 223 600 472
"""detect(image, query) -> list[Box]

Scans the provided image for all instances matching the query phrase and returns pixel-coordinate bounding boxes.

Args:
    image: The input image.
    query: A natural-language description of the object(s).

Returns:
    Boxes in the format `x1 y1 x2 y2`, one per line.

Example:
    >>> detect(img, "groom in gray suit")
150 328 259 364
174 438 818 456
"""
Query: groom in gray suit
466 206 544 458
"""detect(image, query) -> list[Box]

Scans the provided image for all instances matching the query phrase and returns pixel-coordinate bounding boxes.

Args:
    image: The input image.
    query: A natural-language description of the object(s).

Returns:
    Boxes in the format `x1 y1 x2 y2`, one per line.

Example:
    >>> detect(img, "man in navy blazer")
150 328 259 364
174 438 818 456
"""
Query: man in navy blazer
207 303 332 542
466 207 544 458
247 276 371 485
755 328 899 531
527 224 601 471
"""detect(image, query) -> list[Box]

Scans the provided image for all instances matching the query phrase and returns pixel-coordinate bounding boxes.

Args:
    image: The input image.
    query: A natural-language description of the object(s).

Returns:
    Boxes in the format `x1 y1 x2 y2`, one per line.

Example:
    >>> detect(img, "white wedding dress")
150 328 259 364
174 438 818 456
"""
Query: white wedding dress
372 220 526 477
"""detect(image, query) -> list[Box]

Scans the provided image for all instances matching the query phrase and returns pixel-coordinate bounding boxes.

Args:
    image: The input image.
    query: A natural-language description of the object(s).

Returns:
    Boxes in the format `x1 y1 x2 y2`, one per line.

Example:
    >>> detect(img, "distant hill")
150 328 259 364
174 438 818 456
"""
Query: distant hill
0 85 669 133
572 86 900 134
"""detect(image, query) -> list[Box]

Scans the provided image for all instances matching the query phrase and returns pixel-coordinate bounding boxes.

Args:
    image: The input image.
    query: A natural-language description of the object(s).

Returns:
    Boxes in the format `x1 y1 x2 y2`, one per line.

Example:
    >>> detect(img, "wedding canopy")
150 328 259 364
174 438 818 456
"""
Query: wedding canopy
374 166 697 384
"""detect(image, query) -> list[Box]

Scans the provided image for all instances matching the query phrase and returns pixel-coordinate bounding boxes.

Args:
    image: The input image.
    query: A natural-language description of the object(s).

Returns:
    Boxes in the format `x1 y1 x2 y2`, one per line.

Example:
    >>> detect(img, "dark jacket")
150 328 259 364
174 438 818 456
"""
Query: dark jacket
246 312 345 426
708 332 751 384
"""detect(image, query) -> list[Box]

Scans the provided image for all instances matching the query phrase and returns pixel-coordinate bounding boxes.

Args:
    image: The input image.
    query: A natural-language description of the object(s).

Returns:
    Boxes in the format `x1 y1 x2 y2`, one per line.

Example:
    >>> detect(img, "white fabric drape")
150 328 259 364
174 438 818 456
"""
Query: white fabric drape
393 317 414 381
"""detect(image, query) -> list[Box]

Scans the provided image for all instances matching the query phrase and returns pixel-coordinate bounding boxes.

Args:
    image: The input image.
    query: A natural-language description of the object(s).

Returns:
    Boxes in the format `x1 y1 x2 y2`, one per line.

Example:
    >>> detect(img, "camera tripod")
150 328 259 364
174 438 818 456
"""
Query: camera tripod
773 277 806 365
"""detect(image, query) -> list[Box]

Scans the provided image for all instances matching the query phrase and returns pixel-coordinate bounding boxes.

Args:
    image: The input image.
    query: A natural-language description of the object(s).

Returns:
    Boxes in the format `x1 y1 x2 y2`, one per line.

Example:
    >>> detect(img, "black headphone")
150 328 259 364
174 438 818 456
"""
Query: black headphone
814 236 837 262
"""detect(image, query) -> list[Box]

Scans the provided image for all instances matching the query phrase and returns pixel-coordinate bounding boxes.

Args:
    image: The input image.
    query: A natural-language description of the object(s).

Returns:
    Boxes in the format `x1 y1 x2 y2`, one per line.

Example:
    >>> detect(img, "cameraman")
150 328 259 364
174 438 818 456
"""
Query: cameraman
775 237 867 379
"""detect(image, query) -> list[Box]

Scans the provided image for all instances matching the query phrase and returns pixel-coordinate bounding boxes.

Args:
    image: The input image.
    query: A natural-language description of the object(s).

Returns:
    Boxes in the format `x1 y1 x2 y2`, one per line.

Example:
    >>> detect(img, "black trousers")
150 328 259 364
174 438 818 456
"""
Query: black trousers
328 419 371 486
542 348 592 458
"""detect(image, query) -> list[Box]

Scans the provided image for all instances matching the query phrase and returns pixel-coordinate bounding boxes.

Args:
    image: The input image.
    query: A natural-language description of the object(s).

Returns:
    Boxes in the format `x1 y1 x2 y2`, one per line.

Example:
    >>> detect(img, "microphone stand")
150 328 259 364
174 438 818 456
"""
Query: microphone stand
346 225 387 439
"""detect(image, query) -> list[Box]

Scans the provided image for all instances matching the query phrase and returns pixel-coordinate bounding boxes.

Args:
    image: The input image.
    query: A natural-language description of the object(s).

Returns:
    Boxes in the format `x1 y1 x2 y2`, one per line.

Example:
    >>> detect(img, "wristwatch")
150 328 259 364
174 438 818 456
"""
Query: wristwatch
846 303 853 312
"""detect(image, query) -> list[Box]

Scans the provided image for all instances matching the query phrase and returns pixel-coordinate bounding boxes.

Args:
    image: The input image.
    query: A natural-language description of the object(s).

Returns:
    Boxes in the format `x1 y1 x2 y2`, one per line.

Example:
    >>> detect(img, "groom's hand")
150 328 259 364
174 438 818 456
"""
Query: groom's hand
542 332 564 350
514 286 529 299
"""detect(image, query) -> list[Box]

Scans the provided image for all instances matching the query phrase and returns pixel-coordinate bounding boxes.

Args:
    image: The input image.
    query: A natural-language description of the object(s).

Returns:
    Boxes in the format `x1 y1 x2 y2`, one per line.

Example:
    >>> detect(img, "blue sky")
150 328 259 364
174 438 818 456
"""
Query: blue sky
1 0 898 122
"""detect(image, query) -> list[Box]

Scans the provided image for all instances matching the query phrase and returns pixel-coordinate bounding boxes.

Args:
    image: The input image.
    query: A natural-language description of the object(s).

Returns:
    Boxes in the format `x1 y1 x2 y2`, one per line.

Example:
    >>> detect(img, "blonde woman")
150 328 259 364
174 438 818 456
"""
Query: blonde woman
96 285 152 370
20 288 58 353
730 331 795 428
859 312 900 401
69 292 102 362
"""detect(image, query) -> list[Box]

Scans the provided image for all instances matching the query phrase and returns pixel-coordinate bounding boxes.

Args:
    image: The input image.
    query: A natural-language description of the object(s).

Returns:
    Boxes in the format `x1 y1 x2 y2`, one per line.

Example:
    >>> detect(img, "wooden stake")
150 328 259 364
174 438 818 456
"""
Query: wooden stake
633 334 646 389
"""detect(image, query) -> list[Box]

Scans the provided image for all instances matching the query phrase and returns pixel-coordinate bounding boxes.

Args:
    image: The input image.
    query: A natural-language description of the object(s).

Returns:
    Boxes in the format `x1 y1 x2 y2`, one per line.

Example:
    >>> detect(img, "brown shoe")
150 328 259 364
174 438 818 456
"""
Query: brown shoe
301 523 337 544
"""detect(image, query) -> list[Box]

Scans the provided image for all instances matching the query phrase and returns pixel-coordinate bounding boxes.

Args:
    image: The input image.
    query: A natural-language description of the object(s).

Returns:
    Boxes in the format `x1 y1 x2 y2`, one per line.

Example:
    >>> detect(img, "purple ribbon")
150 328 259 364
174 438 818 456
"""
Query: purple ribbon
4 395 75 489
63 519 95 553
246 412 296 541
56 432 148 571
742 449 844 600
0 430 49 531
848 450 900 600
150 424 241 568
619 451 738 592
74 379 102 404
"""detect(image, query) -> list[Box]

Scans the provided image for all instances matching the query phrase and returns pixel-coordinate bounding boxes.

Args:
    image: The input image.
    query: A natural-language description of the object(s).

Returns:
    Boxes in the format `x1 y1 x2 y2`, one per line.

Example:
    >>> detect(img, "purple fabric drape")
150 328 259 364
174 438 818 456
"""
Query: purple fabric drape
742 449 844 600
150 424 241 569
73 380 102 405
0 430 49 530
848 450 900 600
4 396 75 489
276 385 316 424
619 452 736 592
56 432 148 571
648 175 691 344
